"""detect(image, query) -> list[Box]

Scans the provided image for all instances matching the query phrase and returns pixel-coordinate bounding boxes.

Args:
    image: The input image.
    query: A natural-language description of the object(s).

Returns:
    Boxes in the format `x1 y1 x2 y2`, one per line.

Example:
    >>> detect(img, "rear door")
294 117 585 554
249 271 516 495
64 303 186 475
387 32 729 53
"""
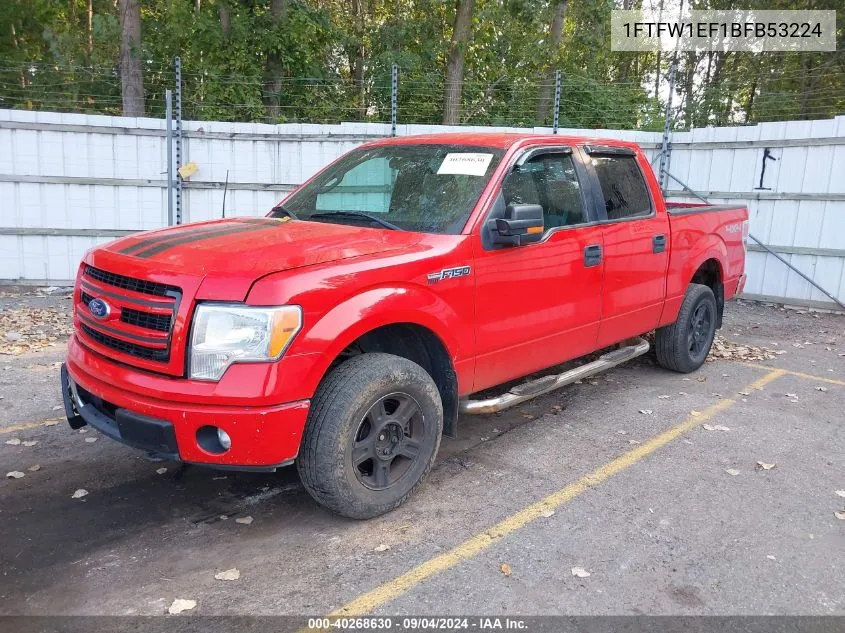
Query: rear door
472 147 604 392
580 146 670 347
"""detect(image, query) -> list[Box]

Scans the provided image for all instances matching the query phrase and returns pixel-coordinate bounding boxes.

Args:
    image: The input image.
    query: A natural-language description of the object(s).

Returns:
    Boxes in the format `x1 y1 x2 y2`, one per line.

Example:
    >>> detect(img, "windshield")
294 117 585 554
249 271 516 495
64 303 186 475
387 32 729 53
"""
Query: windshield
274 144 504 234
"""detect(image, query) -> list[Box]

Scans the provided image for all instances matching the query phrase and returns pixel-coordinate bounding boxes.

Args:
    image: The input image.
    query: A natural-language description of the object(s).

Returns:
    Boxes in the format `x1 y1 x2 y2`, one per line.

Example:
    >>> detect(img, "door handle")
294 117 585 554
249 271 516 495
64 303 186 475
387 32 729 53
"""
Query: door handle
652 234 667 254
584 243 602 267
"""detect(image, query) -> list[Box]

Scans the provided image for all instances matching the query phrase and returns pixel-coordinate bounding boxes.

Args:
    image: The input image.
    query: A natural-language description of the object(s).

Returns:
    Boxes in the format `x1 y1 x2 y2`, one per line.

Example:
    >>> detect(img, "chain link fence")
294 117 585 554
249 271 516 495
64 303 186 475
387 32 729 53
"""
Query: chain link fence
2 59 843 131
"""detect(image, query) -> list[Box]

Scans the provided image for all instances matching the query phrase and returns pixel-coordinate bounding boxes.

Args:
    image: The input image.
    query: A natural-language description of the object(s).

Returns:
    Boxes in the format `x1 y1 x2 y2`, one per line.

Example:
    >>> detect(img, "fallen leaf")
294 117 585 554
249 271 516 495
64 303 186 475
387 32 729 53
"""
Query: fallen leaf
214 568 240 581
639 409 653 415
168 599 197 615
156 467 168 475
696 376 707 383
571 566 591 578
44 420 60 426
521 414 535 420
71 488 88 499
702 424 730 432
6 471 24 479
28 464 41 472
756 462 776 471
540 509 555 518
374 543 391 552
235 516 254 525
84 437 97 443
726 468 740 476
500 563 512 577
22 440 37 447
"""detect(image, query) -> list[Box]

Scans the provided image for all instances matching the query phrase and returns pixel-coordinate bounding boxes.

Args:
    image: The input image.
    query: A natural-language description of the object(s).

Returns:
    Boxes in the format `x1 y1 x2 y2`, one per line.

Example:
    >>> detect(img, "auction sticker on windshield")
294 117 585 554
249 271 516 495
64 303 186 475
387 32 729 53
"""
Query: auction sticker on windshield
437 153 494 176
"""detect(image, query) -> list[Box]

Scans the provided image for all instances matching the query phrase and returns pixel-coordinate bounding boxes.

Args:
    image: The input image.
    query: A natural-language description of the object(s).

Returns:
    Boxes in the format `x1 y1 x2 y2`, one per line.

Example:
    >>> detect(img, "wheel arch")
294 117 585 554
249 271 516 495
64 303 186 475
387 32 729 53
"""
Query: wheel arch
689 257 725 328
294 286 466 437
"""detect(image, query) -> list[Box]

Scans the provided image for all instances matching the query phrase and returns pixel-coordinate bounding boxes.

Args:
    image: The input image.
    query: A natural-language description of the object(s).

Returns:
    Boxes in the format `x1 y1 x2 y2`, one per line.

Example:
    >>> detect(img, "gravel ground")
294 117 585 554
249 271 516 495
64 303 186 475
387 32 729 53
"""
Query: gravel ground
0 294 843 618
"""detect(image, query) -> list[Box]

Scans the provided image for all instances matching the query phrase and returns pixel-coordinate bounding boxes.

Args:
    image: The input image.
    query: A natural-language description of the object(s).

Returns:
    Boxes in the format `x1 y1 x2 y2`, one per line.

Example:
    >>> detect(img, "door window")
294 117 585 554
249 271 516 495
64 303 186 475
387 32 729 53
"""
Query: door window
502 154 586 230
590 155 652 220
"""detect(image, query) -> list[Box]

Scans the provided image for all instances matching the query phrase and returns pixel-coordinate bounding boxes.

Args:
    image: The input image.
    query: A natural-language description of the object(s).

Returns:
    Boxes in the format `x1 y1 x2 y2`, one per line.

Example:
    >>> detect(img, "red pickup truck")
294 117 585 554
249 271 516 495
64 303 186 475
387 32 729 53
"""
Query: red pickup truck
62 133 748 518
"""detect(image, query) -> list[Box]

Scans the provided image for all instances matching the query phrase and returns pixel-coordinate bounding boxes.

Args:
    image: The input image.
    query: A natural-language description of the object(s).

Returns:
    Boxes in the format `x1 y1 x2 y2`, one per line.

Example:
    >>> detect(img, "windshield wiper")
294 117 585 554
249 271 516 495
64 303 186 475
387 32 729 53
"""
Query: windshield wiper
270 204 298 220
310 211 403 231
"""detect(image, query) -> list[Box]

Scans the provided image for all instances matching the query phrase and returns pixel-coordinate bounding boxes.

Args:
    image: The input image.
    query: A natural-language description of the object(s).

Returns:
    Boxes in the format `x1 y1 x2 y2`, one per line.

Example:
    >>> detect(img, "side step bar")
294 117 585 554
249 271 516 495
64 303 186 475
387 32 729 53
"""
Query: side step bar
459 337 650 415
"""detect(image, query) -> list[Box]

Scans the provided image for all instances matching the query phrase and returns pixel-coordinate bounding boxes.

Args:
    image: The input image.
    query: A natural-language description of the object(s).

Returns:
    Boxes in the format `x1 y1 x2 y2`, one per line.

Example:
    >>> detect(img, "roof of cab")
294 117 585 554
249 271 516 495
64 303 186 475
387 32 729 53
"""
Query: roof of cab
364 132 641 151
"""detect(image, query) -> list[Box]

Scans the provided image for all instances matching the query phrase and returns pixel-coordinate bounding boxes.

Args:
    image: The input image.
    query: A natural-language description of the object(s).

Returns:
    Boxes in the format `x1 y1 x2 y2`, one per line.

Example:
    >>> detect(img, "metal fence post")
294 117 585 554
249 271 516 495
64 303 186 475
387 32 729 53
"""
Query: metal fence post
165 89 174 226
174 56 183 225
391 64 398 137
552 70 561 134
658 58 677 191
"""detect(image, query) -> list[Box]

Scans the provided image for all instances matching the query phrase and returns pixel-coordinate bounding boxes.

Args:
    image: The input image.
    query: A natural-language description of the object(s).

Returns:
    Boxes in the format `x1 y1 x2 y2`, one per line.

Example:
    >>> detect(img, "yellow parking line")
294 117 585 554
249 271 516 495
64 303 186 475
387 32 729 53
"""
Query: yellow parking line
0 417 64 435
742 362 845 386
330 368 787 616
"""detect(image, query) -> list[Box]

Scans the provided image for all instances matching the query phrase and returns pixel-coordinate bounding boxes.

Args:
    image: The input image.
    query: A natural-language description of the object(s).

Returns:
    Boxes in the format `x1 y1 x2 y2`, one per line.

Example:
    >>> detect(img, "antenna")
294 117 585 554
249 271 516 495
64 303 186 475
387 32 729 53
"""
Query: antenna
222 169 229 218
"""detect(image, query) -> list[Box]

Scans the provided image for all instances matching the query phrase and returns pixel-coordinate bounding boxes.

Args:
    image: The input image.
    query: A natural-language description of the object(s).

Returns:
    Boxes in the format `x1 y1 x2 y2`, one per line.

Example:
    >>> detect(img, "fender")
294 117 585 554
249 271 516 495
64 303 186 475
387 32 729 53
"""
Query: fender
286 284 472 400
659 232 727 327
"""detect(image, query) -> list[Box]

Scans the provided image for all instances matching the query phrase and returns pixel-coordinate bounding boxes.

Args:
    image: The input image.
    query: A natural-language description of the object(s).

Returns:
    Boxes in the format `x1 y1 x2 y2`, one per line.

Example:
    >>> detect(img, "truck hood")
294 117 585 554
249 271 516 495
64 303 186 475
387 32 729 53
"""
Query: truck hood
94 217 424 299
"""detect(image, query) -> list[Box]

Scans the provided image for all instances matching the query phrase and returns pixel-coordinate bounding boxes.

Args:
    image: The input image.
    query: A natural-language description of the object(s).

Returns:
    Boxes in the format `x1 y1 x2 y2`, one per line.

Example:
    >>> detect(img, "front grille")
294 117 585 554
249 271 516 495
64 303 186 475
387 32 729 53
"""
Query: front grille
81 324 170 362
120 307 172 332
80 290 172 334
77 267 181 366
84 265 179 298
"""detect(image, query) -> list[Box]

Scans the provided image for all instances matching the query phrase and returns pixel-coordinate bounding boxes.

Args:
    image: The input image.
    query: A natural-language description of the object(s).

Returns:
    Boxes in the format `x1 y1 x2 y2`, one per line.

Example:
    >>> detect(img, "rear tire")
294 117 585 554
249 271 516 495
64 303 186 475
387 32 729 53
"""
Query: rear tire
655 283 717 373
297 353 443 519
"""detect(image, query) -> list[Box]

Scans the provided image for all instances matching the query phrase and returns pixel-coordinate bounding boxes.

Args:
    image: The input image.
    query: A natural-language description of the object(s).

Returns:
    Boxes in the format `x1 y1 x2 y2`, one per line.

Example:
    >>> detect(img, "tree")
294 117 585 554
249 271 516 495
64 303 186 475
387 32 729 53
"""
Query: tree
443 0 474 125
266 0 289 120
536 0 567 123
118 0 144 117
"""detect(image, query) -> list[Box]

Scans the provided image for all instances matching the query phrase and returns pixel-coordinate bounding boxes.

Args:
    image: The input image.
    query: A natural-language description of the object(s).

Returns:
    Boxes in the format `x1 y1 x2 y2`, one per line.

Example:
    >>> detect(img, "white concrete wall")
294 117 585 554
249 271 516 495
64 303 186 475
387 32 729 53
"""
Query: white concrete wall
664 117 845 309
1 108 843 308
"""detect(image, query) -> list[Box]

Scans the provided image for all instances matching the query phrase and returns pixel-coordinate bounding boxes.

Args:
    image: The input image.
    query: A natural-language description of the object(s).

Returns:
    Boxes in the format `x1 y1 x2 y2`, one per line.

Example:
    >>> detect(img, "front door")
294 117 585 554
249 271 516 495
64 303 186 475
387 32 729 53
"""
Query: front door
472 148 604 392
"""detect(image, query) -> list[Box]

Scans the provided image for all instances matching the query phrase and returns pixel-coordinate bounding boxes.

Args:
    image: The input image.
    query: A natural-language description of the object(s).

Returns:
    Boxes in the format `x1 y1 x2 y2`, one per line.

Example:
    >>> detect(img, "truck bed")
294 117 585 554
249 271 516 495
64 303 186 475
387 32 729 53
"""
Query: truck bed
661 201 749 327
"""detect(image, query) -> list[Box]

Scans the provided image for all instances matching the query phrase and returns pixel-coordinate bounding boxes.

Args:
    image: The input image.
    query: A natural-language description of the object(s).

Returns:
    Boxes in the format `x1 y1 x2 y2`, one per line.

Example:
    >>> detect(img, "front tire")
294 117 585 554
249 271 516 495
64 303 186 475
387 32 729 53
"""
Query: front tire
297 353 443 519
655 283 718 373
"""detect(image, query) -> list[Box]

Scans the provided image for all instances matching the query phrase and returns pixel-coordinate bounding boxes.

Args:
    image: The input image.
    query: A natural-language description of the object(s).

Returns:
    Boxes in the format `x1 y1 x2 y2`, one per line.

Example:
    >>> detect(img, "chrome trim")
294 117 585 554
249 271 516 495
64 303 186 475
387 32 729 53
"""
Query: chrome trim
459 337 650 414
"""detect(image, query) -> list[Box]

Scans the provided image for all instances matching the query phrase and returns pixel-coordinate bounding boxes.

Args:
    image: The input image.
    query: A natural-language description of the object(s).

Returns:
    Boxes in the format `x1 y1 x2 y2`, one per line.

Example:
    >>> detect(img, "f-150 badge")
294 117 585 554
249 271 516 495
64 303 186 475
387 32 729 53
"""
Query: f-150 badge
427 266 471 284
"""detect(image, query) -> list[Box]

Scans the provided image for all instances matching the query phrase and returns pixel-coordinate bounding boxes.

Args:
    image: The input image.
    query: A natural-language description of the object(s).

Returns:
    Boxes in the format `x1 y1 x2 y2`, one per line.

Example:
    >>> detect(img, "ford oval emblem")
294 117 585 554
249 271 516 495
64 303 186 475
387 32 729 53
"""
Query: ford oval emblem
88 297 110 320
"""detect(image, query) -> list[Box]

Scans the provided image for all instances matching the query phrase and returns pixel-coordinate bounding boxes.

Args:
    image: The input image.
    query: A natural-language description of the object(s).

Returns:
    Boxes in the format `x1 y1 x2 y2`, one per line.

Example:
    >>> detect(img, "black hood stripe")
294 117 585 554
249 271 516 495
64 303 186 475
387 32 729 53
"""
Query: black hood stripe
132 222 276 259
119 224 231 255
118 218 276 255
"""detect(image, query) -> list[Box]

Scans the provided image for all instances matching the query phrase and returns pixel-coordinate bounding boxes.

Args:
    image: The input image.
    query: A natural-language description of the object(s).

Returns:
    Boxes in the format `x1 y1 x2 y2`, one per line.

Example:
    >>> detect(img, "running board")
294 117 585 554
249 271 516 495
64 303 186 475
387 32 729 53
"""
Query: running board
459 337 650 415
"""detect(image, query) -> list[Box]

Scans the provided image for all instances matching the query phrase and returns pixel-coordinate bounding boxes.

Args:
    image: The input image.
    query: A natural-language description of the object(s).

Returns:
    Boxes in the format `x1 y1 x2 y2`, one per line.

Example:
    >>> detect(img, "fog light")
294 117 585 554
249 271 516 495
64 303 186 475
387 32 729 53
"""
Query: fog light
196 425 231 454
217 428 232 451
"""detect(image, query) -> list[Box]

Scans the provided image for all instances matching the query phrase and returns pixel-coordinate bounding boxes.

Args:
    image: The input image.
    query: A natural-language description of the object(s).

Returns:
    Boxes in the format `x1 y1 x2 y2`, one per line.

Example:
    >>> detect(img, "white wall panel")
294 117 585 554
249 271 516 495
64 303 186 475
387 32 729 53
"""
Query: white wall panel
0 108 843 308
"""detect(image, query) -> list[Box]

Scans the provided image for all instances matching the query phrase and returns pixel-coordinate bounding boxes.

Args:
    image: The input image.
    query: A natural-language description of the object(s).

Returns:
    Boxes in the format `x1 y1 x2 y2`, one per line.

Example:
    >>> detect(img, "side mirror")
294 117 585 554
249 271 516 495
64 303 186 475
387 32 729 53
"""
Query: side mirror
490 204 544 246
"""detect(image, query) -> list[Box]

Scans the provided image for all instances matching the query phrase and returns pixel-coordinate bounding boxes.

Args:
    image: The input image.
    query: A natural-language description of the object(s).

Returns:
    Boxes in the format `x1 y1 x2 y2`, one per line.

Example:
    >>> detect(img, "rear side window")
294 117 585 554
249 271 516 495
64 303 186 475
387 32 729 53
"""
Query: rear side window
591 155 652 220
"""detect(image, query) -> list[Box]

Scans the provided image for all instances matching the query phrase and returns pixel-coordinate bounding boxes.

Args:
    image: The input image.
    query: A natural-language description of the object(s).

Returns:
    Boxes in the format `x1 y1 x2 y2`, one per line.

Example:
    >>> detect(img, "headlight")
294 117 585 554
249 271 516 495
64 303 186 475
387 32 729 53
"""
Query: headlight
189 304 302 381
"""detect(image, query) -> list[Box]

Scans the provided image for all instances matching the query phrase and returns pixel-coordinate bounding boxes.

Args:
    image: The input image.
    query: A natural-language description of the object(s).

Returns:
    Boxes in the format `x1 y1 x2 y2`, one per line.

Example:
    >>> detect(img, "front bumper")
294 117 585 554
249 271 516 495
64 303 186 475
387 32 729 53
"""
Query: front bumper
62 341 311 469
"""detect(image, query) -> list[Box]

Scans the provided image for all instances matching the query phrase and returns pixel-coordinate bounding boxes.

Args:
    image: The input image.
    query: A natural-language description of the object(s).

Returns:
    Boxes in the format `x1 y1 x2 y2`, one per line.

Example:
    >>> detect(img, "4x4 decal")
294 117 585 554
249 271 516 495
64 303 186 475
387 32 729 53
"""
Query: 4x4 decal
427 266 471 284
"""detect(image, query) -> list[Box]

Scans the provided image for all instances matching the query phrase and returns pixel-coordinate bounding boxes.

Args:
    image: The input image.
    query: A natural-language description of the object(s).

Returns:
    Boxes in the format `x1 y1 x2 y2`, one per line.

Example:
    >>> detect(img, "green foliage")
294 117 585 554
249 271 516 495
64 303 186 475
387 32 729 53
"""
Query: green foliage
0 0 842 128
